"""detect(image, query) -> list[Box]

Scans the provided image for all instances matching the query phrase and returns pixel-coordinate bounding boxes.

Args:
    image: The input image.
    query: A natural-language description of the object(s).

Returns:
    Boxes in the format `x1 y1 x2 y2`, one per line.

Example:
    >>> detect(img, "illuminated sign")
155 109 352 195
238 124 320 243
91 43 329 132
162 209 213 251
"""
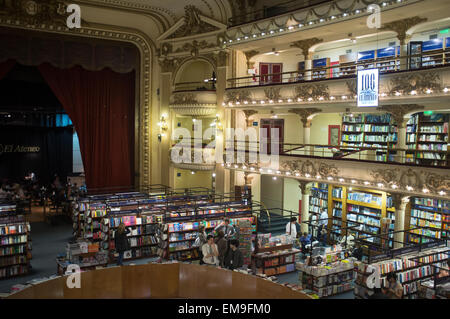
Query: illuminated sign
357 68 379 107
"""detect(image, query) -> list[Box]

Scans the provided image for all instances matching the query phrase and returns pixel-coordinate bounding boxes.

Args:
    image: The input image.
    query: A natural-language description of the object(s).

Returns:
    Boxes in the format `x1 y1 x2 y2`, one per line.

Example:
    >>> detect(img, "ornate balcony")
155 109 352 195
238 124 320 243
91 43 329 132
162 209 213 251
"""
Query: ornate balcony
169 140 216 171
170 83 217 117
224 57 450 108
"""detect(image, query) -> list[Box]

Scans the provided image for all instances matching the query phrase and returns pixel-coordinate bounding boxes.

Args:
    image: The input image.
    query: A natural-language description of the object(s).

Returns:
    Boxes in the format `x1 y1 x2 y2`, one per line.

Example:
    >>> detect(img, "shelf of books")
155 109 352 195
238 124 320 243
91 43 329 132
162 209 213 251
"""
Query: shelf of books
406 112 449 167
0 204 31 280
160 201 254 262
56 241 108 275
354 245 449 299
297 247 356 298
309 183 329 228
341 113 398 161
325 186 395 249
405 197 449 244
253 235 300 276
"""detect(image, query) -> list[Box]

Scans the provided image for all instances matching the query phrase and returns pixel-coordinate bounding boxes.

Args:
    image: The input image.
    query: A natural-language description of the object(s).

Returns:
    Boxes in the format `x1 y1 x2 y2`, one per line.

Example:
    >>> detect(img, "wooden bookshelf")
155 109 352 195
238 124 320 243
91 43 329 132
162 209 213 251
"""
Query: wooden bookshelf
341 113 398 161
0 205 31 280
252 244 299 276
406 113 449 167
406 197 449 244
309 183 328 229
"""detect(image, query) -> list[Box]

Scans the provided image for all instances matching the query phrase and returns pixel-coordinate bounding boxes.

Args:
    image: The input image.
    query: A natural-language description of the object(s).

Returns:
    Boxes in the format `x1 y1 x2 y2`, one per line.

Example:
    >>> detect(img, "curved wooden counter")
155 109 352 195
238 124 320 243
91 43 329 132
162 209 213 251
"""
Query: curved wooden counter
7 263 312 299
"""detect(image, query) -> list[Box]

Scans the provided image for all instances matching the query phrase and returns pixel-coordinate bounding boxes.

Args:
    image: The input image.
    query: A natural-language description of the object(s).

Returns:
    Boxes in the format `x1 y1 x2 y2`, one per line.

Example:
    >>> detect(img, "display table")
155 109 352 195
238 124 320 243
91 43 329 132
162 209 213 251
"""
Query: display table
252 244 301 276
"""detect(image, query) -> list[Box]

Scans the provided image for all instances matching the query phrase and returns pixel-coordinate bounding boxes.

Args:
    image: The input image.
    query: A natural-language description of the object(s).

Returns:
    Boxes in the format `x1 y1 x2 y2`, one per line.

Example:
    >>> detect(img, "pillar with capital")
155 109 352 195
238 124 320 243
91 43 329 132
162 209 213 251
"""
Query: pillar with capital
391 193 410 249
298 181 312 234
381 17 427 71
290 38 323 81
289 108 321 156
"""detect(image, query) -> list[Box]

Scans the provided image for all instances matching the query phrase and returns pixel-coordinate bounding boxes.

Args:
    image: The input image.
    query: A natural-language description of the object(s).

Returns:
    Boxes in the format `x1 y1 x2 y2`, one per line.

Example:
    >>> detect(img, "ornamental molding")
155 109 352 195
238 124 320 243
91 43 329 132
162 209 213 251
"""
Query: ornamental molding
171 162 216 171
171 92 198 105
174 40 217 55
298 181 312 195
225 89 252 103
0 7 155 187
169 105 217 117
294 83 330 101
387 71 443 96
346 80 357 96
242 109 258 126
288 108 322 127
380 16 428 45
377 104 424 128
243 50 259 69
281 159 340 178
264 87 281 101
290 38 323 58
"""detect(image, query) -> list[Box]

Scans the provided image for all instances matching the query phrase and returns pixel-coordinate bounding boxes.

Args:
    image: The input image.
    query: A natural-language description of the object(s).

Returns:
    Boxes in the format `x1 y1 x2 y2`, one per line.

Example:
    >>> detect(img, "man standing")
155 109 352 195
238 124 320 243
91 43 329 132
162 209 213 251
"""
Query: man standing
286 217 297 243
318 210 329 241
201 235 219 266
224 239 244 270
214 218 236 240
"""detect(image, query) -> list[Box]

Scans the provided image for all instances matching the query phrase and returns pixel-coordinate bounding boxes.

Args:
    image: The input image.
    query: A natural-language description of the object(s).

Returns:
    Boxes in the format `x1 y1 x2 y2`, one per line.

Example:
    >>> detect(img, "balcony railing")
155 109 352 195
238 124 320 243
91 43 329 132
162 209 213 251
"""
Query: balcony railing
225 140 450 168
227 51 450 88
228 0 333 27
173 81 216 92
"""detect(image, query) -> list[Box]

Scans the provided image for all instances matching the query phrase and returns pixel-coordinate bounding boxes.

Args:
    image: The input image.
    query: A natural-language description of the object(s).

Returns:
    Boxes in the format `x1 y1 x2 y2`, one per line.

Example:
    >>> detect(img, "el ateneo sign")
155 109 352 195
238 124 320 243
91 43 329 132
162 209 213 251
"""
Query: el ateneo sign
357 68 379 107
0 144 40 155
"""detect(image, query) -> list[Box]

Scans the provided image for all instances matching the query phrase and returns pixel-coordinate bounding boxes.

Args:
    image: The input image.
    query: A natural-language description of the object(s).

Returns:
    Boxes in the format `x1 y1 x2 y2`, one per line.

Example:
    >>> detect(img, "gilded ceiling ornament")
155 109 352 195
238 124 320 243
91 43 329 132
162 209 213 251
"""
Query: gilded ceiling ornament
377 104 424 128
288 108 322 127
317 163 339 178
264 87 281 101
301 160 317 177
161 43 173 56
298 181 311 195
1 0 69 26
169 5 218 39
242 110 258 126
290 38 323 58
390 193 410 210
175 40 216 55
381 17 428 45
159 58 178 73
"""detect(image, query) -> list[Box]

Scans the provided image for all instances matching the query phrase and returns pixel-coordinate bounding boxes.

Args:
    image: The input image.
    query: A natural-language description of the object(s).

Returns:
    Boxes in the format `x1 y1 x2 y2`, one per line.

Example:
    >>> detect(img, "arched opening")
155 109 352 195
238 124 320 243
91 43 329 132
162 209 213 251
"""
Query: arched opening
174 59 216 91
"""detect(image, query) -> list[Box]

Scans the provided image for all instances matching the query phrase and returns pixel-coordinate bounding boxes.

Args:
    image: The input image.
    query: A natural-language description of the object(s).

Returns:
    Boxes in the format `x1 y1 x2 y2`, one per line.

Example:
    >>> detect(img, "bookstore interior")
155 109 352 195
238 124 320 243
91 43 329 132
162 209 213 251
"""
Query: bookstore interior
0 0 449 302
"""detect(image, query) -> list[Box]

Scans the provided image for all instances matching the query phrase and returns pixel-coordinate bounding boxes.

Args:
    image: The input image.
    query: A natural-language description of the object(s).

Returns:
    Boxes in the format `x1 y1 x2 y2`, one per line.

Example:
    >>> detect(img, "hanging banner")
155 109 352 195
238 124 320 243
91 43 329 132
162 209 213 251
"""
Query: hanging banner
357 68 379 107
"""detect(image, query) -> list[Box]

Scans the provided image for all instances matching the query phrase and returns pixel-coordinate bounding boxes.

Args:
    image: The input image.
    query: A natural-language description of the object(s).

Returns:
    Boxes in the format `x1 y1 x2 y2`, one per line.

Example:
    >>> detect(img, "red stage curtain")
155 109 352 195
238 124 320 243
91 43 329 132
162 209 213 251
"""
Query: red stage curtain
0 60 15 80
38 64 135 191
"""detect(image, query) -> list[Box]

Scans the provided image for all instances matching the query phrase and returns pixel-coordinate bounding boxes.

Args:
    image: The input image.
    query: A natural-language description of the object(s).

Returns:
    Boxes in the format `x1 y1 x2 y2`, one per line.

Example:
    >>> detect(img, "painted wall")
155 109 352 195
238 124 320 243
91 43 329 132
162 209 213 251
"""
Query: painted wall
176 60 214 84
310 113 342 145
283 178 302 218
260 174 283 209
173 168 213 189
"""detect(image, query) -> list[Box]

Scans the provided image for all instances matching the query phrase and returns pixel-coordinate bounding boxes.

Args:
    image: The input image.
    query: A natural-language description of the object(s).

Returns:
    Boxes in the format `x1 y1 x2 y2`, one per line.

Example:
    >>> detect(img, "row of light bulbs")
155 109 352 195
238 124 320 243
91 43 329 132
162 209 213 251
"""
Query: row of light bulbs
223 87 448 106
220 162 447 196
225 1 402 45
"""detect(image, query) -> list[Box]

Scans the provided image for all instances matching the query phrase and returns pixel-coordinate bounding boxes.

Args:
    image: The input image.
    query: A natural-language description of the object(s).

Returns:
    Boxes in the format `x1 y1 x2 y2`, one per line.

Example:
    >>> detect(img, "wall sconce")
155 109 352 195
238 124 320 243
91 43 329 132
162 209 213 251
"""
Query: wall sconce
157 113 168 142
212 113 223 131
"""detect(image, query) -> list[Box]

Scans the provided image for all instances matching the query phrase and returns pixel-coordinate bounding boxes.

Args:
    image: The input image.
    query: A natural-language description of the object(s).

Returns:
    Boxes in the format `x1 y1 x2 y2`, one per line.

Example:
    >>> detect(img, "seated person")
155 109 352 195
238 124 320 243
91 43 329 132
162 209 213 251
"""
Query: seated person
224 239 244 270
299 232 312 252
339 233 355 249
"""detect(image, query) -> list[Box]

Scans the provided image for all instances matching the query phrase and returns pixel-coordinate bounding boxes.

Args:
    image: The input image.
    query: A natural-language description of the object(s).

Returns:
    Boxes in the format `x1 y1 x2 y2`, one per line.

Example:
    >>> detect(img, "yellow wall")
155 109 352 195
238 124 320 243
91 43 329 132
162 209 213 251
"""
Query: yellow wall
283 178 301 215
310 113 342 145
176 60 214 83
174 168 213 189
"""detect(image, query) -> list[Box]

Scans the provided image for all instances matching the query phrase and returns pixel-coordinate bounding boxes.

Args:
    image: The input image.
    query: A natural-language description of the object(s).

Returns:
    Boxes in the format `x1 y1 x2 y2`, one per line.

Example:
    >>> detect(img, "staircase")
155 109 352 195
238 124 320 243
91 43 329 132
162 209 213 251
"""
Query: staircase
257 210 291 235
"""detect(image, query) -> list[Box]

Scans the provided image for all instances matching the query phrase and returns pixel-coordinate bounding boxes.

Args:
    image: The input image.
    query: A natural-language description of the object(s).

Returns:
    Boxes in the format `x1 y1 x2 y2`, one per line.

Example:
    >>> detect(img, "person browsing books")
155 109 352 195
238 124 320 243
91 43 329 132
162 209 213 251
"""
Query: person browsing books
339 232 355 250
215 230 228 267
382 272 403 299
214 218 236 239
114 223 130 266
202 235 219 265
286 217 297 242
224 239 244 270
195 224 208 264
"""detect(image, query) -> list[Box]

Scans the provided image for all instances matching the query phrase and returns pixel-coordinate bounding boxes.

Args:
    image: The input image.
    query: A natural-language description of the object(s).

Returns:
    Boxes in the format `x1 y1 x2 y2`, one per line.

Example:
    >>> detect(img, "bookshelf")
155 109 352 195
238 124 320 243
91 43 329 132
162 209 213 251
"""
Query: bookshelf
341 113 398 161
312 58 330 80
0 204 31 280
406 113 449 167
309 183 329 228
253 244 300 276
354 246 449 299
160 201 254 262
405 197 449 244
324 186 395 249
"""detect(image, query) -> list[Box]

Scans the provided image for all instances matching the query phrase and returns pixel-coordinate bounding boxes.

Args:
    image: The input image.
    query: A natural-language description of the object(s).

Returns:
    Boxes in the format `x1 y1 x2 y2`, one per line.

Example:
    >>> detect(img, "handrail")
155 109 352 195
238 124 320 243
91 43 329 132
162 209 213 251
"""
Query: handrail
226 51 450 88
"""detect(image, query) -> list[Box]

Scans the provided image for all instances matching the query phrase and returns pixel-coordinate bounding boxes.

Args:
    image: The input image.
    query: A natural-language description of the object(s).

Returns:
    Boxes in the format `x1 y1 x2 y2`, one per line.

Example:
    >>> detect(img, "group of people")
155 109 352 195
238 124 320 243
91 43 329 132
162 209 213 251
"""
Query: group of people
196 218 244 270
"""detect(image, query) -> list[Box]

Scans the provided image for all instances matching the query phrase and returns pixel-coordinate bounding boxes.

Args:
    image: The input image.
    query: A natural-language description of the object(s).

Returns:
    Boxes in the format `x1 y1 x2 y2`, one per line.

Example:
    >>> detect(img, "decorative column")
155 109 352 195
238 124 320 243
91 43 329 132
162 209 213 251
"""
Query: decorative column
243 50 259 70
243 110 258 128
298 181 311 234
158 58 176 186
381 17 427 71
214 51 229 194
391 193 410 249
378 104 424 163
290 38 323 81
289 108 322 155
